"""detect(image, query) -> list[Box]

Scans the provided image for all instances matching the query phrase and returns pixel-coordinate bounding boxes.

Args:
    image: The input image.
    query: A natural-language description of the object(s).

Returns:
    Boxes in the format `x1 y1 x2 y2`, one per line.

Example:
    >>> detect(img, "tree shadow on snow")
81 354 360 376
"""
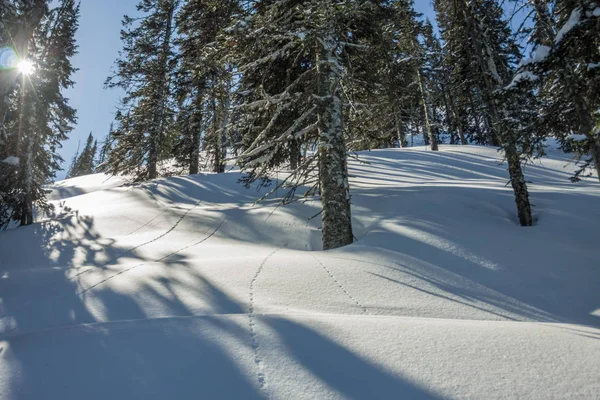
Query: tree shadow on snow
263 316 442 399
345 184 600 328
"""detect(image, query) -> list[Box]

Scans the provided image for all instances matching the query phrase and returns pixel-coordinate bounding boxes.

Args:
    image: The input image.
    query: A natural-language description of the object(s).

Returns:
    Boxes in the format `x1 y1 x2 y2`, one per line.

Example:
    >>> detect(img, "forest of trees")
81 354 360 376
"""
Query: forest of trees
1 0 599 249
0 0 78 227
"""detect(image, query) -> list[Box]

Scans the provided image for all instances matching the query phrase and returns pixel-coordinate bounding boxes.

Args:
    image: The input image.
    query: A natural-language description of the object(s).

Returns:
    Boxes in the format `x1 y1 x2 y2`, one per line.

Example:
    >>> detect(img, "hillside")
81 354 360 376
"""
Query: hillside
0 145 599 399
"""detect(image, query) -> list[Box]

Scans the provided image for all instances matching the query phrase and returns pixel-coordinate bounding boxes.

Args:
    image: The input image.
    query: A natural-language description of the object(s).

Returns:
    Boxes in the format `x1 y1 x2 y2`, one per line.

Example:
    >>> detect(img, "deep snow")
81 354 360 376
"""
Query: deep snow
0 145 599 399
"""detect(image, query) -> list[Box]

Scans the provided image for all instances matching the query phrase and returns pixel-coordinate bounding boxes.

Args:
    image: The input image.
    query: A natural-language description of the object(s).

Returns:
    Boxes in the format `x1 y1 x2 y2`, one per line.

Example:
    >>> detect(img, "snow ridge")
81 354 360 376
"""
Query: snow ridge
77 218 227 297
0 218 227 340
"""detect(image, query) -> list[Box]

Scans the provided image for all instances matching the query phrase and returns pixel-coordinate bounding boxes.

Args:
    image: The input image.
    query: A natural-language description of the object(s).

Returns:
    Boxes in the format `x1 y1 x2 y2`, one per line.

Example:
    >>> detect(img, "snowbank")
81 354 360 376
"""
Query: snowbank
0 145 598 399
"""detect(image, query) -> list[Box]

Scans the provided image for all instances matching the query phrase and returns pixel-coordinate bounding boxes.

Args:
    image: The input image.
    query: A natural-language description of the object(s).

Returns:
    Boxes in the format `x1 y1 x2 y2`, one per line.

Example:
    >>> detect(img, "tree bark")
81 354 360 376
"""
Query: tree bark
148 0 176 180
218 76 231 174
395 114 408 148
317 34 353 250
461 0 532 225
590 141 600 181
415 67 438 151
20 92 35 226
506 144 533 226
456 119 467 145
289 138 301 170
189 90 203 175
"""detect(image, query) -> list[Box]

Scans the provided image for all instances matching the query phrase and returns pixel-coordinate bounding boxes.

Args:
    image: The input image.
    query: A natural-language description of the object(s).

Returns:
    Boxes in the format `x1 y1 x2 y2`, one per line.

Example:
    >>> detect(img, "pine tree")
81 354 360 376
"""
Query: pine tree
97 122 115 171
0 0 78 228
519 0 600 181
376 0 424 149
412 18 439 150
435 0 535 226
67 132 97 178
340 0 419 151
232 0 390 249
173 0 239 175
0 0 46 140
105 0 179 181
435 0 491 144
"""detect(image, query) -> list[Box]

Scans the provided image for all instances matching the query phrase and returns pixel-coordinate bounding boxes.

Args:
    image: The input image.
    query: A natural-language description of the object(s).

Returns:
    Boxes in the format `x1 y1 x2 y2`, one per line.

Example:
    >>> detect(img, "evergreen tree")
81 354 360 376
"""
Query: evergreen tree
435 0 535 226
0 0 46 140
97 122 115 171
173 0 239 174
67 132 97 178
105 0 179 181
376 0 424 149
232 0 390 249
435 0 492 144
518 0 600 181
0 0 78 228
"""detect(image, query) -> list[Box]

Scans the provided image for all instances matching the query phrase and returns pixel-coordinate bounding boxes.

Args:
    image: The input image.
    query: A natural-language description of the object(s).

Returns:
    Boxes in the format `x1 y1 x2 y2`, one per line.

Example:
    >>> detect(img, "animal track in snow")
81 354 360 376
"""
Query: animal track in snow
248 247 281 397
310 253 369 315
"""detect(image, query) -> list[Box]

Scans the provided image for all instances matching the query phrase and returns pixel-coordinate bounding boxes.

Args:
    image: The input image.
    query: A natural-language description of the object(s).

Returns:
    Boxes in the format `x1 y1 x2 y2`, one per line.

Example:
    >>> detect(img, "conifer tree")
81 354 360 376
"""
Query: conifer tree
173 0 239 175
105 0 179 181
435 0 535 226
0 0 78 228
97 122 115 171
231 0 391 249
376 0 424 149
67 132 97 178
517 0 600 181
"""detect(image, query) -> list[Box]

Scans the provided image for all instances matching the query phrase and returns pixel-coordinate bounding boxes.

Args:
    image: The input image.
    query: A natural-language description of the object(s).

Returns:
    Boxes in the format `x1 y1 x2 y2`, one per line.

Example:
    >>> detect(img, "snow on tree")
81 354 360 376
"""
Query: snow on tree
230 0 392 249
514 0 600 182
435 0 535 226
0 0 78 228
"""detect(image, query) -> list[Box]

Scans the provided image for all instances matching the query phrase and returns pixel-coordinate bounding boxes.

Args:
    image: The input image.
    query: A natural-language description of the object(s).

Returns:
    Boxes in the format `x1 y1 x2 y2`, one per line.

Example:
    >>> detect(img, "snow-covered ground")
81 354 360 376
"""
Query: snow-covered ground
0 145 598 399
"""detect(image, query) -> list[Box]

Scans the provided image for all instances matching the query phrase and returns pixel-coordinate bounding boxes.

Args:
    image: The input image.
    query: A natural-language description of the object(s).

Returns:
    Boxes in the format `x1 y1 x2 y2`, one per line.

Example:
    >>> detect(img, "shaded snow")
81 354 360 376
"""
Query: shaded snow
555 8 582 44
0 146 599 399
1 157 19 166
505 71 539 89
534 45 551 62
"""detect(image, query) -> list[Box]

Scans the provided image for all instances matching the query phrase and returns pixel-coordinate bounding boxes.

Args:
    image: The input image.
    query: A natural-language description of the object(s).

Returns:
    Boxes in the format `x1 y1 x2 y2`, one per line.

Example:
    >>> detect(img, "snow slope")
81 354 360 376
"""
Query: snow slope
0 145 599 399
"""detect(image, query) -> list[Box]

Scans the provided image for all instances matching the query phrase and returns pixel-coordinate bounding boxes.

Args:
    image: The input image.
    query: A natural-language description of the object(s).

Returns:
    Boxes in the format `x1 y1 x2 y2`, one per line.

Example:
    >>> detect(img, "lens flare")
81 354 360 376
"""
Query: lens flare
0 47 19 70
17 59 34 75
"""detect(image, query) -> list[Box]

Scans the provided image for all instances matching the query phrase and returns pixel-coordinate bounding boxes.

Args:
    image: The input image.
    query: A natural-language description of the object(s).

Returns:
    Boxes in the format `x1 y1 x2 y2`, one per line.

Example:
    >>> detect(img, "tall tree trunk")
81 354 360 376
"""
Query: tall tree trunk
395 114 407 148
210 94 223 173
21 103 35 226
18 48 34 226
147 132 159 180
591 141 600 181
189 92 203 175
461 0 532 225
289 138 301 169
506 143 533 226
218 76 231 174
148 0 176 180
455 116 468 145
317 34 353 250
446 90 468 145
468 93 484 140
441 86 457 144
415 68 438 151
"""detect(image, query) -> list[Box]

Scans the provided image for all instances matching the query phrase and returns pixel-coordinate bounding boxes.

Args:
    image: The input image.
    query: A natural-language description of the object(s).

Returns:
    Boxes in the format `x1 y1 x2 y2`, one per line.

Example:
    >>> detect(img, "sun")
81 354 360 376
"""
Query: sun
17 59 34 75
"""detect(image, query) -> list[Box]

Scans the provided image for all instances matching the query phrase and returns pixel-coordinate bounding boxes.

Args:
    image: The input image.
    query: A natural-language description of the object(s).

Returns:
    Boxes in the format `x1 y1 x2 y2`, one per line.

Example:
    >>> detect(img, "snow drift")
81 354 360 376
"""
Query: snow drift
0 145 598 399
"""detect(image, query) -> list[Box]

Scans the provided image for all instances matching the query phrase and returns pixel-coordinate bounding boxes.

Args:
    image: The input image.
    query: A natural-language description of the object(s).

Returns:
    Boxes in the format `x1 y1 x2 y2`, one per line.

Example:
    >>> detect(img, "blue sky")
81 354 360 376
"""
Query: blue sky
58 0 436 180
59 0 136 179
